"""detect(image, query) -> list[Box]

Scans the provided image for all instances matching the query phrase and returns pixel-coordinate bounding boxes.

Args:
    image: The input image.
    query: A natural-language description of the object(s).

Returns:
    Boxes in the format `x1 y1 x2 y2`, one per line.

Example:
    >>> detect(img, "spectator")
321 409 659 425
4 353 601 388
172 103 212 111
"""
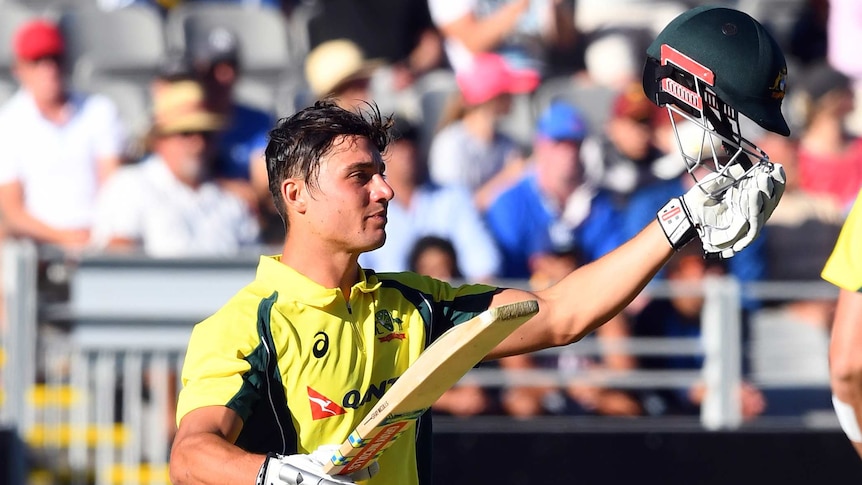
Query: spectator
428 0 581 78
796 61 862 211
303 39 381 111
360 116 501 280
428 52 538 209
307 0 444 119
484 100 624 279
748 131 838 388
405 235 495 417
631 243 766 419
190 26 274 204
580 81 666 204
90 80 260 257
0 19 127 249
788 0 829 67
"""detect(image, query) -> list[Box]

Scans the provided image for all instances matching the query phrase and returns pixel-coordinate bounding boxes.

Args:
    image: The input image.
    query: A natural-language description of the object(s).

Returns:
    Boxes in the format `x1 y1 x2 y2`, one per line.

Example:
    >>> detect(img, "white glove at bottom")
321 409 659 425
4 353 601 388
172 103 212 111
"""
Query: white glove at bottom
257 445 379 485
657 162 786 258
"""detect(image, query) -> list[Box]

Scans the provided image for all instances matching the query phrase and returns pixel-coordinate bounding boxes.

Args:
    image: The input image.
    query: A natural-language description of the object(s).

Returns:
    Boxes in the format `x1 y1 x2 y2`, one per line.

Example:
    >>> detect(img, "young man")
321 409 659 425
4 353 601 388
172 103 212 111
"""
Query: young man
169 6 789 485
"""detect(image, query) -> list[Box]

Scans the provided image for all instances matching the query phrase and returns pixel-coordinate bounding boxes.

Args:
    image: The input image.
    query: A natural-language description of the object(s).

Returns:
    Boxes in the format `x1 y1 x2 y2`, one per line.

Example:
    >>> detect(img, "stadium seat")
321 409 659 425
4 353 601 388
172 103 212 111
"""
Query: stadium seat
0 2 37 86
532 76 619 135
416 70 458 162
498 92 536 150
0 79 16 106
165 3 295 105
58 4 167 90
83 77 151 146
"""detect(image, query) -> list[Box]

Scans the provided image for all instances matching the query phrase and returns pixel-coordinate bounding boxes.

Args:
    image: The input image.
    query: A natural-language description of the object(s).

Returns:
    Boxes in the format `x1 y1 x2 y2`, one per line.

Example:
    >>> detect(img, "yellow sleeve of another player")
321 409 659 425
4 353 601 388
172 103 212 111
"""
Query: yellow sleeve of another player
822 189 862 292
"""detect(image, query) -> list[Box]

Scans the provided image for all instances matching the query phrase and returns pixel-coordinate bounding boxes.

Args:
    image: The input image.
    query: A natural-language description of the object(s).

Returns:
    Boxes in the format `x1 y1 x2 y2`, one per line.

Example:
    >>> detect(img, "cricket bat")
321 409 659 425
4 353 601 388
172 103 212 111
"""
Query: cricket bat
322 299 540 476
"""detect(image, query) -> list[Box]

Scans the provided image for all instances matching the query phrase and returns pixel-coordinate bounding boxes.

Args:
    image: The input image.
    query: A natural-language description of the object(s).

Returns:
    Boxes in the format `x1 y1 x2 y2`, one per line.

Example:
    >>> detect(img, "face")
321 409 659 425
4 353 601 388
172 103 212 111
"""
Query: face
155 130 217 185
15 55 65 105
414 246 457 281
534 137 582 198
384 139 419 187
295 135 394 253
609 117 653 160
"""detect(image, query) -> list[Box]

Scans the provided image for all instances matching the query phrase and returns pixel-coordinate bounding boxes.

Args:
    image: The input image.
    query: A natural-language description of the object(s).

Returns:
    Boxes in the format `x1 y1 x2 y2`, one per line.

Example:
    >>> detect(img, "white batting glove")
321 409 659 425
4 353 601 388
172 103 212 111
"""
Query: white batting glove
256 445 379 485
657 162 785 258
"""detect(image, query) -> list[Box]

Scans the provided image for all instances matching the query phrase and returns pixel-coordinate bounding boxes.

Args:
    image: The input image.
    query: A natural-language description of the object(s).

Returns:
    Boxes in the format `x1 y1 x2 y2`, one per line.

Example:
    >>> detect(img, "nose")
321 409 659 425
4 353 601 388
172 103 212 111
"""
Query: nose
371 173 394 201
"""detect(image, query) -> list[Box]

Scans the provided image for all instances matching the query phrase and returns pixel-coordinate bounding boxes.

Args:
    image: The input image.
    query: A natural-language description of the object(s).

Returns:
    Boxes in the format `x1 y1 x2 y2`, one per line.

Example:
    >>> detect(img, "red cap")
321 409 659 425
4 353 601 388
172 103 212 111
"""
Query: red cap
14 20 65 62
456 53 540 106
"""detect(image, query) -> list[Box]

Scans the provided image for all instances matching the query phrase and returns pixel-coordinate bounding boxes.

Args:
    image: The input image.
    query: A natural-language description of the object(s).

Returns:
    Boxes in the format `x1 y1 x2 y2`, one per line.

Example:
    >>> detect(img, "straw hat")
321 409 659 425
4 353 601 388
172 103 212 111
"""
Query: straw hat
304 39 382 98
152 80 224 135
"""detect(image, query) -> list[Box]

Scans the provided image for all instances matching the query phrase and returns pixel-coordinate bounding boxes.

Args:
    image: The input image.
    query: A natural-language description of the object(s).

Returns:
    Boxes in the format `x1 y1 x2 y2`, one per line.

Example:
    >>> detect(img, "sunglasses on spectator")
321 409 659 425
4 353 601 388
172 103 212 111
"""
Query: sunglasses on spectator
27 55 64 66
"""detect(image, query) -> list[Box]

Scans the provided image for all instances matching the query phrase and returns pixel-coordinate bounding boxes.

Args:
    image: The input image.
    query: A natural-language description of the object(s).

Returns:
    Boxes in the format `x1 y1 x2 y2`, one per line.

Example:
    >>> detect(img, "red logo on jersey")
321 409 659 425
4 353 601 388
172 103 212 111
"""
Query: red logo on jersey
378 333 406 342
307 386 346 420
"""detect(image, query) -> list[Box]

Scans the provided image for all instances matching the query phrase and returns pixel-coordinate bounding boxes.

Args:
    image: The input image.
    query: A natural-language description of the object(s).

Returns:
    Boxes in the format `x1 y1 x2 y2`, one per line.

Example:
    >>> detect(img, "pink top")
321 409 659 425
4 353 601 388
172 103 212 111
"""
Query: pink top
799 136 862 210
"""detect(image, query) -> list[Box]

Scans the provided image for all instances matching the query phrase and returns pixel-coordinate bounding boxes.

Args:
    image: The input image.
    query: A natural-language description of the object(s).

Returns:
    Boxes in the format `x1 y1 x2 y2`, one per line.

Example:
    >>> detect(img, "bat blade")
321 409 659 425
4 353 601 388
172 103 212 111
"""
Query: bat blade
322 300 540 475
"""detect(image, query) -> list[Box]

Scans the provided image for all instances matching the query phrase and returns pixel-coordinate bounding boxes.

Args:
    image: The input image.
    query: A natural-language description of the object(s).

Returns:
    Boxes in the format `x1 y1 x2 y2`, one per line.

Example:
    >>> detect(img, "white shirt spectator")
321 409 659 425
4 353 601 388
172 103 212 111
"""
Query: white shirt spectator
428 0 552 73
428 119 520 192
91 156 260 257
0 90 126 229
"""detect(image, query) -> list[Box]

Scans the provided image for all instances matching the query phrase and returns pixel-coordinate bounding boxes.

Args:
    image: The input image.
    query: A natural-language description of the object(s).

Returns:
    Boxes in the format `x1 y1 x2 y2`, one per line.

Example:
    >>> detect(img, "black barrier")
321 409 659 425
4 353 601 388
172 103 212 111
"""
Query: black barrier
432 419 862 485
0 427 24 485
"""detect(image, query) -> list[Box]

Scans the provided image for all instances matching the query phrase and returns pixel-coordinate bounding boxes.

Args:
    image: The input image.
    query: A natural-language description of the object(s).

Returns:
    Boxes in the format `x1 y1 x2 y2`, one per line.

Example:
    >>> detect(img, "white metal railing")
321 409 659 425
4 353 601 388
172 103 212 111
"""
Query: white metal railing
0 240 839 484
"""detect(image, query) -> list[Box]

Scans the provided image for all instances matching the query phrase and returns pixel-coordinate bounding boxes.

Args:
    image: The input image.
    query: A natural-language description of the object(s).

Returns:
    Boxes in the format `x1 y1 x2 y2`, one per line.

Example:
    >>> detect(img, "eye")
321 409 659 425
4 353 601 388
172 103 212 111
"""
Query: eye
351 171 372 183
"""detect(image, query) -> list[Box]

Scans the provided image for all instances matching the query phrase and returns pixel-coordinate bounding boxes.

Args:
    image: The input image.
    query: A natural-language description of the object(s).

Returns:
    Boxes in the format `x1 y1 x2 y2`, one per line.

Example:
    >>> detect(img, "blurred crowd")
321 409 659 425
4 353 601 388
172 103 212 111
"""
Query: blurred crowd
0 0 856 420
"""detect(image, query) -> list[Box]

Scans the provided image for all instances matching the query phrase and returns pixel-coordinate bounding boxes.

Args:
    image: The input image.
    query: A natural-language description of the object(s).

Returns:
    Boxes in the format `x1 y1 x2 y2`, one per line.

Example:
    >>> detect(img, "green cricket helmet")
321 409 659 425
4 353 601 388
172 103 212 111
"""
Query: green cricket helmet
642 6 789 195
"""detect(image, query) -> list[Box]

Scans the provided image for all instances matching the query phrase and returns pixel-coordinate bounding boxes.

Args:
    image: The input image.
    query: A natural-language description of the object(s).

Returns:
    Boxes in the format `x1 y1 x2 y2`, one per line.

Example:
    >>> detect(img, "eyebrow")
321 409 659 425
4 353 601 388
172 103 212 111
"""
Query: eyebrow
343 159 384 173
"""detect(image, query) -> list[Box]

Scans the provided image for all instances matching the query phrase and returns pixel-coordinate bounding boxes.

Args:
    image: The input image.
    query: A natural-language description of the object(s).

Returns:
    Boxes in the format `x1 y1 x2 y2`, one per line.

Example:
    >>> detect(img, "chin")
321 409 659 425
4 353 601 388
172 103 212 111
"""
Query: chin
361 233 387 253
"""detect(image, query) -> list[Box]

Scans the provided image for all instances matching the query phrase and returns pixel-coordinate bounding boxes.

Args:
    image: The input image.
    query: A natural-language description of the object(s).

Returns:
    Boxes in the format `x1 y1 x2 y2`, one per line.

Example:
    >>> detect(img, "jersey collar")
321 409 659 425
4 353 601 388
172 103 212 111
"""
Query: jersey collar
255 255 382 308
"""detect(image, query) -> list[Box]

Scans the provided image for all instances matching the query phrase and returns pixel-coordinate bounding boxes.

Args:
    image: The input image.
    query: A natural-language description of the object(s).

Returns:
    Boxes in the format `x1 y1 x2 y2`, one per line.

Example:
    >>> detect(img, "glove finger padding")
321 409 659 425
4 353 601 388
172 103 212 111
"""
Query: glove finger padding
678 162 785 258
258 446 380 485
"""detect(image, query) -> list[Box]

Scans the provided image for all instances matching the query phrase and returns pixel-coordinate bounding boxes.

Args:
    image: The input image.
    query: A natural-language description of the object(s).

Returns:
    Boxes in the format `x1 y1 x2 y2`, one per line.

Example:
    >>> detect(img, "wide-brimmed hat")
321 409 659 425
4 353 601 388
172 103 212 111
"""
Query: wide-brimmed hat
456 53 540 106
304 39 382 99
151 81 224 135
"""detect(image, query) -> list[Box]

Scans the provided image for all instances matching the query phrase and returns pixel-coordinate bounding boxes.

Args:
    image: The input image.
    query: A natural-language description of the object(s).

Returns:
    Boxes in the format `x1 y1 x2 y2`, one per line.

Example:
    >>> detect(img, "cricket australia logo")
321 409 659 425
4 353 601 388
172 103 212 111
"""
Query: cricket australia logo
374 309 406 343
307 386 346 420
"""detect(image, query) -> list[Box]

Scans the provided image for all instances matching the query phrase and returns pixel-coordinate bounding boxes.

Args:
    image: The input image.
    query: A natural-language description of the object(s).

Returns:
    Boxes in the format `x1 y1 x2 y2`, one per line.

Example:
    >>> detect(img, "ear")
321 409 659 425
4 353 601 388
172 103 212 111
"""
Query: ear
282 178 307 214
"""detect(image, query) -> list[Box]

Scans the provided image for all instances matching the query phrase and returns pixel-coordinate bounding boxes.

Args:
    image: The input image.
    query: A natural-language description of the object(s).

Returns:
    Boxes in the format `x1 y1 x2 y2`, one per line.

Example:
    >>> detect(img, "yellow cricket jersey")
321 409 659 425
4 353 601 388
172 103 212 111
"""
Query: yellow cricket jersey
177 255 497 485
823 189 862 292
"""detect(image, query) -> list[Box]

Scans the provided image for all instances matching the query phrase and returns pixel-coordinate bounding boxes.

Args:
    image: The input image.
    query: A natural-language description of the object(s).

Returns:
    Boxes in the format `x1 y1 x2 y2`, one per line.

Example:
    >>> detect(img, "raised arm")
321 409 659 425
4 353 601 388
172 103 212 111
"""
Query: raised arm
488 162 785 358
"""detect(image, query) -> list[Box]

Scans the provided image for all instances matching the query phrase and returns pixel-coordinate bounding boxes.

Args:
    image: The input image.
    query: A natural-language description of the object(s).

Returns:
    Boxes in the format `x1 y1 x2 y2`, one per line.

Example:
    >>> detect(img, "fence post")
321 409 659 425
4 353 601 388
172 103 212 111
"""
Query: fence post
1 239 39 436
700 274 742 430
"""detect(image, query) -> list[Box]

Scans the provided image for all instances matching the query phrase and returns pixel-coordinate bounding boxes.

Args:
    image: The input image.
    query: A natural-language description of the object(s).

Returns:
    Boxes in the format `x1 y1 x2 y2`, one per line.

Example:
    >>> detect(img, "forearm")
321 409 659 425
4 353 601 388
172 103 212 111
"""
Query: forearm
829 289 862 457
491 221 672 357
170 432 263 485
2 207 78 245
543 221 672 340
445 1 528 54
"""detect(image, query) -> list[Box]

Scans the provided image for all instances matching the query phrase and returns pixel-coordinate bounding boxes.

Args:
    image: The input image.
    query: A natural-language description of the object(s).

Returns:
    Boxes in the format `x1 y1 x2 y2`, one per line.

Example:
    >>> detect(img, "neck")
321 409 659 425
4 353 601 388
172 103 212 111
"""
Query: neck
462 108 496 142
35 94 68 124
802 116 848 155
281 235 360 299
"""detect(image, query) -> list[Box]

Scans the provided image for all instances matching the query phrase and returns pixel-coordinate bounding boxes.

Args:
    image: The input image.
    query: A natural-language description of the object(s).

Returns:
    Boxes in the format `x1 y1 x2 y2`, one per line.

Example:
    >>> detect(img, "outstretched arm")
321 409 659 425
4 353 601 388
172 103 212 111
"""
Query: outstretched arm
488 220 672 358
488 163 785 359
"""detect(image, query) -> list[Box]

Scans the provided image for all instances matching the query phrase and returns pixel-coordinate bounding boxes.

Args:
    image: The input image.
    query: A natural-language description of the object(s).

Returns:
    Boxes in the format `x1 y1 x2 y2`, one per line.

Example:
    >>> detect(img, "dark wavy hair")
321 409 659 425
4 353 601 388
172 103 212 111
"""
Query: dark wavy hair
264 99 393 227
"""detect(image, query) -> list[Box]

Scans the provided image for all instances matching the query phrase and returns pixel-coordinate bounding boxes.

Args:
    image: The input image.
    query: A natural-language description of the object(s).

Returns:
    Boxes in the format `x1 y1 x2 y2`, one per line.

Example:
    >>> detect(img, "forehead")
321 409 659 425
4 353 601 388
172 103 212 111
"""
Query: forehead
322 135 383 168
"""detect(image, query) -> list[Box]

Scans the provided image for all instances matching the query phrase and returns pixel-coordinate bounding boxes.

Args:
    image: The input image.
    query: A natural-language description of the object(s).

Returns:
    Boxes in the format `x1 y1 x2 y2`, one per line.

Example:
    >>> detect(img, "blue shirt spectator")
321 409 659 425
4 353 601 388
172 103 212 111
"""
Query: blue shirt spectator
484 101 624 278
